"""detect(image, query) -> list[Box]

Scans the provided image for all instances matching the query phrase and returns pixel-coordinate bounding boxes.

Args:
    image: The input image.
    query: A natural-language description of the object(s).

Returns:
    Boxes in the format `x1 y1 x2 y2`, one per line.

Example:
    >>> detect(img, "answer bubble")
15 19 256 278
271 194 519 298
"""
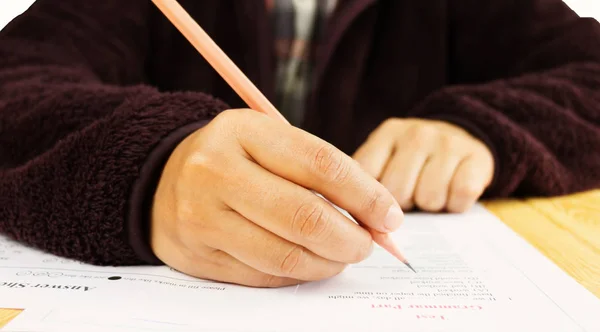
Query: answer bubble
108 276 122 280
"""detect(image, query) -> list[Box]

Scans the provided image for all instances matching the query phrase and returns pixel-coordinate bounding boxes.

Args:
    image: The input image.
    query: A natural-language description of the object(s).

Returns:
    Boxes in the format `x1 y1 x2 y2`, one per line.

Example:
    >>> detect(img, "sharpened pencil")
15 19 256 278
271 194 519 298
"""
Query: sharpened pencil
151 0 414 272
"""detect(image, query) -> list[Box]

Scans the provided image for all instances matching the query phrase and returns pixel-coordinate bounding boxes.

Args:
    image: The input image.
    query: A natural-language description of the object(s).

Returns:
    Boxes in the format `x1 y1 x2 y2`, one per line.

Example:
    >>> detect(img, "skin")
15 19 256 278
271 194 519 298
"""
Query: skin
151 109 404 288
352 118 495 213
151 112 494 287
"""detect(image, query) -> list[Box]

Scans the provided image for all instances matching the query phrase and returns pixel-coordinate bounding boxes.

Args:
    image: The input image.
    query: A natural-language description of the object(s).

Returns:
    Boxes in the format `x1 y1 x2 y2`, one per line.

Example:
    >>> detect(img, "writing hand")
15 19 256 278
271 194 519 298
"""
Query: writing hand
151 109 404 287
353 118 494 213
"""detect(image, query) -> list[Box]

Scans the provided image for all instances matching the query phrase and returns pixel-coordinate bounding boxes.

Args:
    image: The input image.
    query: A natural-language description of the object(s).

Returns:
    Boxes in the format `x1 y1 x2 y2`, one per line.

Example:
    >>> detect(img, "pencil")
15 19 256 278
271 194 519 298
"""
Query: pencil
151 0 415 272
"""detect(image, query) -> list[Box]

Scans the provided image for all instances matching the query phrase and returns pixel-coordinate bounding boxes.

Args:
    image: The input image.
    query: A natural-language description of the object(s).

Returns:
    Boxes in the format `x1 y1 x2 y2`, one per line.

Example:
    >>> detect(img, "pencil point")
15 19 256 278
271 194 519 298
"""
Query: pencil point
405 262 416 273
369 231 415 272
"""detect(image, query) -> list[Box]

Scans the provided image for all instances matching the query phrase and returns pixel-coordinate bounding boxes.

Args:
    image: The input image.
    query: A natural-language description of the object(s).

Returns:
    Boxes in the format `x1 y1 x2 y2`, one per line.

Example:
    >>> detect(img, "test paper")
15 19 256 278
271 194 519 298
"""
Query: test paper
1 204 599 332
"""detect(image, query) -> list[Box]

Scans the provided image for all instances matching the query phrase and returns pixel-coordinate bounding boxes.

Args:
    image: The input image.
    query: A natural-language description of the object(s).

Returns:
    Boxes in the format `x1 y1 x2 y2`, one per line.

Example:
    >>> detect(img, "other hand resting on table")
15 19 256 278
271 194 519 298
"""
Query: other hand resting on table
353 118 495 213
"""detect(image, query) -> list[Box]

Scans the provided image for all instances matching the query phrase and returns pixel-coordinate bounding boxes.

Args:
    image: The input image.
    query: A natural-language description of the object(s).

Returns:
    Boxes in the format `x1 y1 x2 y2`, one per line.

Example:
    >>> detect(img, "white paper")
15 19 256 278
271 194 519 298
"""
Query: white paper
2 204 599 332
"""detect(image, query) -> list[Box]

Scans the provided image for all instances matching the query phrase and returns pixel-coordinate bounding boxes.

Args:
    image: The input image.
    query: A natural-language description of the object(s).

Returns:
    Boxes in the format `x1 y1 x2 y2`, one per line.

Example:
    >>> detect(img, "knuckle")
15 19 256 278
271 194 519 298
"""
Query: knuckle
212 108 239 127
380 118 401 131
406 124 437 149
183 151 227 187
277 246 305 276
408 124 436 143
453 183 481 200
181 135 227 170
311 144 351 184
291 202 332 242
363 189 385 215
416 191 445 211
216 108 250 122
440 134 461 151
211 109 254 133
184 149 214 170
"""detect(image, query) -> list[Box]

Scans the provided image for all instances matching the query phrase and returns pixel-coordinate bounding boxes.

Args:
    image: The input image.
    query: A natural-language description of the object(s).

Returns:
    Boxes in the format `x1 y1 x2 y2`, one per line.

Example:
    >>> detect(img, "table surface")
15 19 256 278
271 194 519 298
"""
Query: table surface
2 189 600 328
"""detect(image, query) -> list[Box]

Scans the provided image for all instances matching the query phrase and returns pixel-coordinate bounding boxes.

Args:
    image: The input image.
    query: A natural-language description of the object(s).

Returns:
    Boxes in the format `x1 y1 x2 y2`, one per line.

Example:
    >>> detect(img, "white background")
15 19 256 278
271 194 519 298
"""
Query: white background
0 0 599 31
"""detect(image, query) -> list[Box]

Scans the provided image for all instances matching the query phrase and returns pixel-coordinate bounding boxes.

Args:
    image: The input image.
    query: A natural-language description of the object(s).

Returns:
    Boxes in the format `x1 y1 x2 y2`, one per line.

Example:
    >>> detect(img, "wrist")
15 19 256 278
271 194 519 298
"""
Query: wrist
127 120 212 265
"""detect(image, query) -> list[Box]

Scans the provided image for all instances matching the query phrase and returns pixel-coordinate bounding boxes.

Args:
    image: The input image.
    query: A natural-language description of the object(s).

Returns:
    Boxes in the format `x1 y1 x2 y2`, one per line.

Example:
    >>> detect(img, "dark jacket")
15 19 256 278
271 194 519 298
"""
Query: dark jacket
1 0 599 266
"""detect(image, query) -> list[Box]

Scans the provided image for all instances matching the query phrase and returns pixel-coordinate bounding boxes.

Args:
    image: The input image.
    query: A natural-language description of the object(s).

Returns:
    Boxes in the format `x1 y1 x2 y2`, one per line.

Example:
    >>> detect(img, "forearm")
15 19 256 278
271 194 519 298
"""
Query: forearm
0 80 227 265
410 61 600 198
417 0 600 198
0 0 229 265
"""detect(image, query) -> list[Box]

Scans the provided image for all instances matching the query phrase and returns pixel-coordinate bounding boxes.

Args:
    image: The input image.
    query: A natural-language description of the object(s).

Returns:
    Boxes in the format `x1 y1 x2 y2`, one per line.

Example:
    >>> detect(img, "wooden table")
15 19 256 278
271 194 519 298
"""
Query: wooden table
2 190 600 328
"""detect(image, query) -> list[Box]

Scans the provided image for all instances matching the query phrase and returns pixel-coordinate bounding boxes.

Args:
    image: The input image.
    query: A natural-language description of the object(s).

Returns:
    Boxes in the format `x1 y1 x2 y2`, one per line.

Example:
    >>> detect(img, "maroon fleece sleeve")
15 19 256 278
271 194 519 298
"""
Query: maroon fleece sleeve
0 1 228 265
411 0 600 198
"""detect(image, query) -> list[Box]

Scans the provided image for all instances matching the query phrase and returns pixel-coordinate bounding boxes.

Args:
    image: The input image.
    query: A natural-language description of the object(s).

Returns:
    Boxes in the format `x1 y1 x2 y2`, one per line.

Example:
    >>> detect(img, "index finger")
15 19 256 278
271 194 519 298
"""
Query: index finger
236 114 403 234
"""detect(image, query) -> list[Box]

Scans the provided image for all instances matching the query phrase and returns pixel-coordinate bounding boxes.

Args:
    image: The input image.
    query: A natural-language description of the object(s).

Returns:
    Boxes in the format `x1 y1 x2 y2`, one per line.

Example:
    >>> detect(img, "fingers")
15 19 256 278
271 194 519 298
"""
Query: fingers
218 156 373 264
447 153 493 213
199 210 347 282
175 248 302 288
381 150 487 213
234 112 403 234
414 153 462 212
352 126 395 179
369 120 492 213
379 147 429 211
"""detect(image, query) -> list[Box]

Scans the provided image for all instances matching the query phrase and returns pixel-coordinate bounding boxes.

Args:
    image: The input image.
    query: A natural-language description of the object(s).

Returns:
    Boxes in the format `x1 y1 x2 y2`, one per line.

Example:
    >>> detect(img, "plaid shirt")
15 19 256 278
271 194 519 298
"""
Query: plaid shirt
266 0 338 126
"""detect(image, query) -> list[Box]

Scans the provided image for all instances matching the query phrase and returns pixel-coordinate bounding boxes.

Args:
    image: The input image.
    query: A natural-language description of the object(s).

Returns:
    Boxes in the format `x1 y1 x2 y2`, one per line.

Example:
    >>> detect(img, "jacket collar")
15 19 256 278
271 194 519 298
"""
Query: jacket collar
313 0 378 93
234 0 378 101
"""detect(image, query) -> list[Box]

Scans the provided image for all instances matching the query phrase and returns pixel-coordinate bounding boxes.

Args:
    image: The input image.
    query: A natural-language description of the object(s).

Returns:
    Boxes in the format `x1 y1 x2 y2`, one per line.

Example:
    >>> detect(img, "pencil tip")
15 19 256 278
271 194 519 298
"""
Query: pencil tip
369 230 415 272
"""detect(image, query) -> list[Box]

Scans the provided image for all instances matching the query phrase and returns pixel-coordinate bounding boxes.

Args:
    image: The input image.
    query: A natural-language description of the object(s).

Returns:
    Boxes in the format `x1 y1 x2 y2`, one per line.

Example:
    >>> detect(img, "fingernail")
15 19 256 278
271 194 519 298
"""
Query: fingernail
383 205 403 232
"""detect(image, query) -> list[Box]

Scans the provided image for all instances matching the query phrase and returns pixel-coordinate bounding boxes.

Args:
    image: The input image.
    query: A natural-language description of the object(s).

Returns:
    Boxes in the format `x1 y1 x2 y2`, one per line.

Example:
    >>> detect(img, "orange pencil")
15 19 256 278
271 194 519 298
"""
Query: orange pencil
151 0 415 273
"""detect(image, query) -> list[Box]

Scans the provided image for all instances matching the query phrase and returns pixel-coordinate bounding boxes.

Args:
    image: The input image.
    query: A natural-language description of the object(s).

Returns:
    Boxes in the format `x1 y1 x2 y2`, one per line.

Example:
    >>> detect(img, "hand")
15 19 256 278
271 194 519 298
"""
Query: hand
150 109 404 288
352 118 494 213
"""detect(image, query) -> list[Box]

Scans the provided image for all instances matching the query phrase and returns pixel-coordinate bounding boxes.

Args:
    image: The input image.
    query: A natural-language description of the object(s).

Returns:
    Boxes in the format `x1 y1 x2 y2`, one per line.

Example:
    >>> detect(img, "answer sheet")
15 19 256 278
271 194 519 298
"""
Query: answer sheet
1 204 599 332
